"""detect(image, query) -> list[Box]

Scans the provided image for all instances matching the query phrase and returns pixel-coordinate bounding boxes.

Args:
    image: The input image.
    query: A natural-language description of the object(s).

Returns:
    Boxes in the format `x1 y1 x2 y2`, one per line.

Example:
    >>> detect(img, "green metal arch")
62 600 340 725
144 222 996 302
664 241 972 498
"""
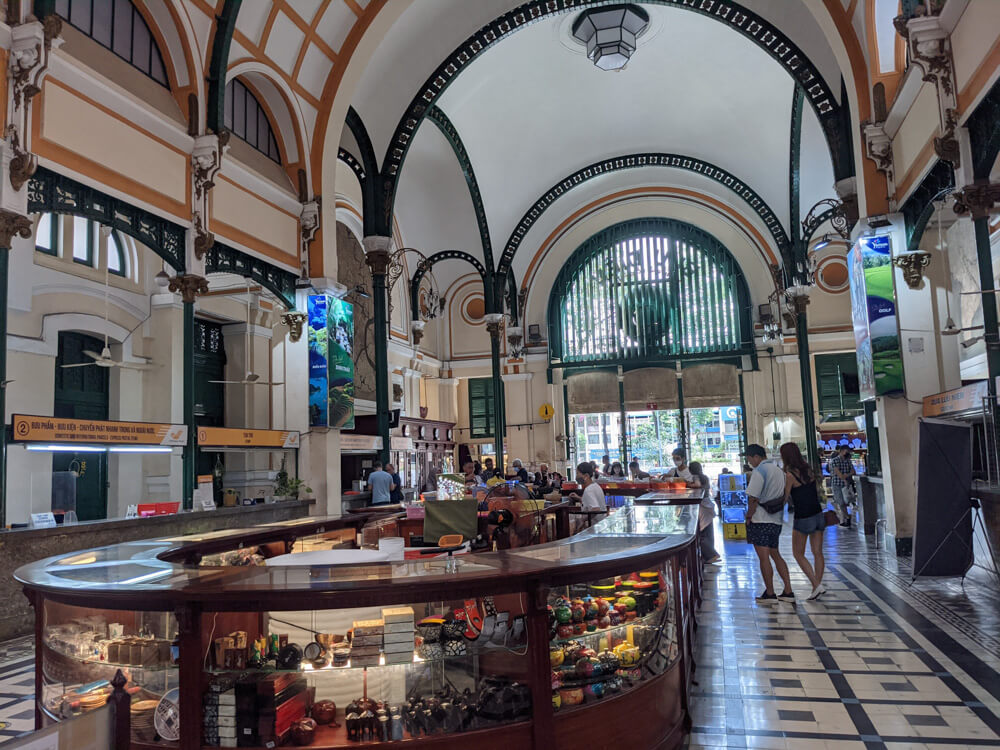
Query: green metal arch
966 74 1000 180
547 217 754 370
410 250 488 321
497 152 789 279
344 106 382 238
27 167 186 272
206 0 242 135
901 159 954 251
205 241 297 310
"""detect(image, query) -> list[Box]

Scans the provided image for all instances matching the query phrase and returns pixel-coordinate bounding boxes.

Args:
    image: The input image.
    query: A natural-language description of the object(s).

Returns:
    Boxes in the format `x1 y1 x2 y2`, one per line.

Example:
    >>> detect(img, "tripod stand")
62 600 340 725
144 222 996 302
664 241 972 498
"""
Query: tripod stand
910 495 1000 586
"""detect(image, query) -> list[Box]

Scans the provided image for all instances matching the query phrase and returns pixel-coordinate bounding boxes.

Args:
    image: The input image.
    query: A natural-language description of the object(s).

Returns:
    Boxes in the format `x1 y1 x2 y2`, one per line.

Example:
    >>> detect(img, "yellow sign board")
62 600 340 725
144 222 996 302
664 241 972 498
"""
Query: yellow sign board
921 379 997 418
539 403 555 421
197 426 300 448
12 414 187 445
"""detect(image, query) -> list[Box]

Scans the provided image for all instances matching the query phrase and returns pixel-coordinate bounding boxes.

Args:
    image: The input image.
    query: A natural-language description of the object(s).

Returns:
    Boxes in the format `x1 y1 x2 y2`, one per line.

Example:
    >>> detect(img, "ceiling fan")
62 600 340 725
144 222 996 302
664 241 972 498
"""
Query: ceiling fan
209 283 284 387
62 239 153 372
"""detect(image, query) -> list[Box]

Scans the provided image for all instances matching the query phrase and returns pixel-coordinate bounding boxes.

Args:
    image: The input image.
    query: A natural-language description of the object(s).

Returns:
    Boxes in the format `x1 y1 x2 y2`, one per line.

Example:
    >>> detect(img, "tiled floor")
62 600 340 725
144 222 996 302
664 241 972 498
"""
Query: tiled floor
0 522 997 748
687 519 1000 749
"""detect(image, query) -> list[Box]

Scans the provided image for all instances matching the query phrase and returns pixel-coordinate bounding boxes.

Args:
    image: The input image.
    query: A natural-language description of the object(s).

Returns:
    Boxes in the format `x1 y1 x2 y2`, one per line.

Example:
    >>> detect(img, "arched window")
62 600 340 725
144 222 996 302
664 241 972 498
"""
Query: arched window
108 233 127 277
55 0 169 86
548 218 752 366
35 213 58 256
225 79 281 163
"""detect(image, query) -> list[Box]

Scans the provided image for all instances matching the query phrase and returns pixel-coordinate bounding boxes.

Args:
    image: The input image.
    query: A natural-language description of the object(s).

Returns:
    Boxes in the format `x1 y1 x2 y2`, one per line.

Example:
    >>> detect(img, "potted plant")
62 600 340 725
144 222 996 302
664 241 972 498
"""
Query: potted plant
274 476 313 501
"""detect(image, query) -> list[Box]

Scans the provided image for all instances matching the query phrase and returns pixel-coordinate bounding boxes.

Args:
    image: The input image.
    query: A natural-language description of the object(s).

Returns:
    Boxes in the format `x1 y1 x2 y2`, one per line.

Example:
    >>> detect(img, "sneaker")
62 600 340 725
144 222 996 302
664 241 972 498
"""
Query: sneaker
807 585 826 601
778 591 796 603
756 592 778 604
705 554 722 564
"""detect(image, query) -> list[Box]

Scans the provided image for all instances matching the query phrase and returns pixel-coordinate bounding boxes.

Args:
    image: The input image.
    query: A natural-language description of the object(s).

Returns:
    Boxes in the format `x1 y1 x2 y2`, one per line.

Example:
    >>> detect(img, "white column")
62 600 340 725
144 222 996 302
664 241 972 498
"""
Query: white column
145 293 184 502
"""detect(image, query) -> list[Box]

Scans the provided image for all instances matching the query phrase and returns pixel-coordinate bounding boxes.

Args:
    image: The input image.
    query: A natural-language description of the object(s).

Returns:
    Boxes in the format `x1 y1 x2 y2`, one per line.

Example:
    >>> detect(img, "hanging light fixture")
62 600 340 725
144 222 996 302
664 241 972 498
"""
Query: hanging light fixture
571 4 650 71
155 262 170 289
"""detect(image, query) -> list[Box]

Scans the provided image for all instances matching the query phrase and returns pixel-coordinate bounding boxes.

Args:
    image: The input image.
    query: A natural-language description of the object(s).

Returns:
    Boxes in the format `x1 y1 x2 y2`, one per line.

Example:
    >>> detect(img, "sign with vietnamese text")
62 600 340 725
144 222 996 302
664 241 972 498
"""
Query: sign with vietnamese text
848 235 904 400
922 379 996 418
13 415 187 445
197 426 299 448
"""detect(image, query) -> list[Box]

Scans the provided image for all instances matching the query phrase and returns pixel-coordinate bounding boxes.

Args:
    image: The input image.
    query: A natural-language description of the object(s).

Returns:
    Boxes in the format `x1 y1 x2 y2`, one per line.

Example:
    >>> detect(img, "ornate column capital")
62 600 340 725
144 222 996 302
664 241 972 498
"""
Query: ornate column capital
789 293 810 314
364 247 391 276
485 312 504 339
953 181 1000 221
0 210 32 248
168 273 209 304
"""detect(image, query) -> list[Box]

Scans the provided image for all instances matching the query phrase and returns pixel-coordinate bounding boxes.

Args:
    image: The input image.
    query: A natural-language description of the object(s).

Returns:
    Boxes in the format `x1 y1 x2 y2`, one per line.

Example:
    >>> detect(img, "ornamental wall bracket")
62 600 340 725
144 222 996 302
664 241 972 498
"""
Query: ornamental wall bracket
410 320 426 345
953 181 1000 221
507 325 525 359
167 273 210 304
5 124 36 192
280 311 307 343
862 121 894 187
906 15 954 97
9 16 61 111
0 209 33 247
933 108 960 167
191 132 229 205
299 197 320 280
191 211 214 262
892 251 932 289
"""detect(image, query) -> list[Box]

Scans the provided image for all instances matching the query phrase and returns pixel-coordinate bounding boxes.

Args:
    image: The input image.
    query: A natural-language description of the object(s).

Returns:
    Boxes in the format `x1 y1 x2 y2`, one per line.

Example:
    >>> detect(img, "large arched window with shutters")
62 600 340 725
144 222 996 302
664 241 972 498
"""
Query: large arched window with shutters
55 0 169 86
547 218 753 367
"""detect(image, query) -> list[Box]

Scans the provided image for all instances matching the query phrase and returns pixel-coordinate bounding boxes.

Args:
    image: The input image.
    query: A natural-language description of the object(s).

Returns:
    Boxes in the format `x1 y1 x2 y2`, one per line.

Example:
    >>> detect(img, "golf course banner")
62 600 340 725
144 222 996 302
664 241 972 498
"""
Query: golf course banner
307 294 355 429
848 235 904 400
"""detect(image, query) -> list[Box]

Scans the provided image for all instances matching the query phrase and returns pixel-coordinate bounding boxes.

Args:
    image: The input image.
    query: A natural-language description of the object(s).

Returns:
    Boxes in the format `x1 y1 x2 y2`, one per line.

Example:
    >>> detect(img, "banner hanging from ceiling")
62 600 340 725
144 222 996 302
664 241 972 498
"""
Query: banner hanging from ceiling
848 235 904 400
308 294 355 429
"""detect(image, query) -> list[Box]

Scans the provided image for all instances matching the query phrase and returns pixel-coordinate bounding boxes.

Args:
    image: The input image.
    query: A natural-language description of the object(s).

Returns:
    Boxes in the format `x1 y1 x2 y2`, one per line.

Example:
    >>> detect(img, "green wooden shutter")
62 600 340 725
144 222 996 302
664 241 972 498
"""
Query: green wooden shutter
469 378 495 439
815 353 862 417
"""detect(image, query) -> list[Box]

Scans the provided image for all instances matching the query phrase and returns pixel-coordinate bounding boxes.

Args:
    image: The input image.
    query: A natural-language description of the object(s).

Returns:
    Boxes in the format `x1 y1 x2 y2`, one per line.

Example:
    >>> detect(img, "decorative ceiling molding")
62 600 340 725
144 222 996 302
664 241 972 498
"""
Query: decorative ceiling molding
345 106 381 238
788 85 804 251
410 249 487 321
426 105 496 275
205 0 242 135
496 152 790 279
337 148 366 183
900 159 954 251
377 0 848 234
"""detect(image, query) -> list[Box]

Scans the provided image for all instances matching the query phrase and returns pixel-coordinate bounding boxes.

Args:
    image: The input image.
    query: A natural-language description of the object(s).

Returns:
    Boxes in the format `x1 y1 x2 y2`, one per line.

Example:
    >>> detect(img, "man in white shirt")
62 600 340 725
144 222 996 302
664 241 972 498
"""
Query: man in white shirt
745 444 793 604
569 461 607 515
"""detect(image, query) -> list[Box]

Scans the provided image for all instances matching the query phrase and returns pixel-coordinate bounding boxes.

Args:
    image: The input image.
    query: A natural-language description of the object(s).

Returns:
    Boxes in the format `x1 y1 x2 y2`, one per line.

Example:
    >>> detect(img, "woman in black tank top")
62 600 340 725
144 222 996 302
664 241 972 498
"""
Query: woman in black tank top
780 442 827 601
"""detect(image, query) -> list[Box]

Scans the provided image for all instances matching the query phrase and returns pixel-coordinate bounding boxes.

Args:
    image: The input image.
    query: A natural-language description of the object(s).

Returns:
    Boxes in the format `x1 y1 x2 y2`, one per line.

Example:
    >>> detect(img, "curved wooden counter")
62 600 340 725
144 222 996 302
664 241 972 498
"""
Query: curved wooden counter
17 505 702 750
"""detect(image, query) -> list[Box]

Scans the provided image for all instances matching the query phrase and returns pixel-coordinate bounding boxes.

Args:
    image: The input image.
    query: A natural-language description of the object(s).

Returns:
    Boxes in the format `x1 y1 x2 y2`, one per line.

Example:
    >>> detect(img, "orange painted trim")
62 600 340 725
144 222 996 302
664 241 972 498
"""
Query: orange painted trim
211 218 298 267
521 186 777 295
335 199 362 220
343 0 364 18
445 276 489 359
258 3 283 57
216 174 299 219
132 0 191 116
228 35 322 111
310 0 388 193
237 76 293 166
293 0 335 81
893 136 936 206
846 0 860 19
865 0 904 104
957 34 1000 115
822 0 889 217
32 85 191 219
276 0 339 62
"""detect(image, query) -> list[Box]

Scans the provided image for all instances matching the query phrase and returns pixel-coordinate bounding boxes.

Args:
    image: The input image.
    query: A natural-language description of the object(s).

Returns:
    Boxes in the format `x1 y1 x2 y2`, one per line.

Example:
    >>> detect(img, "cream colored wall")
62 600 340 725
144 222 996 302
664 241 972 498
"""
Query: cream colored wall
211 177 299 265
951 1 1000 107
891 81 937 202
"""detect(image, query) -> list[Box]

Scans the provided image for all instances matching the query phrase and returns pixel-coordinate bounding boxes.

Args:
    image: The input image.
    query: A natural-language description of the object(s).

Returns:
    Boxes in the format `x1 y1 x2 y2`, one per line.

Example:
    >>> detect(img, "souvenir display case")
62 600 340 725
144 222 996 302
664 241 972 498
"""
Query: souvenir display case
18 506 699 750
718 472 748 539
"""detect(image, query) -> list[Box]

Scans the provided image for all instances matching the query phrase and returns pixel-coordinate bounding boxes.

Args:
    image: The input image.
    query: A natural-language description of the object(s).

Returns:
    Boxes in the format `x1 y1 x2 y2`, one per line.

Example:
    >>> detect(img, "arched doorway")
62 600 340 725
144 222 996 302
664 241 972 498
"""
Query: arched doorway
53 331 109 520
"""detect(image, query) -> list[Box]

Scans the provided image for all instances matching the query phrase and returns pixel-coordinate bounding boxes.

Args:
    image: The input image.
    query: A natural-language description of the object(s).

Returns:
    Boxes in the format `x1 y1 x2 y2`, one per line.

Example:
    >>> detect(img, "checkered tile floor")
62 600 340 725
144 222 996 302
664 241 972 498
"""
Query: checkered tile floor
0 637 35 742
686 519 1000 749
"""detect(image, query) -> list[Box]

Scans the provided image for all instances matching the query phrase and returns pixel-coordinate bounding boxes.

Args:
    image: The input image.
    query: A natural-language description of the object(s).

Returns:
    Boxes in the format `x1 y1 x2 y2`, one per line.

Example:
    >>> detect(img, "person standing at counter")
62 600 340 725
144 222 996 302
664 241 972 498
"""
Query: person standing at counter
386 463 404 504
483 457 498 480
568 462 607 514
828 445 855 528
745 444 793 604
688 461 720 564
508 458 530 483
663 448 692 481
368 462 394 505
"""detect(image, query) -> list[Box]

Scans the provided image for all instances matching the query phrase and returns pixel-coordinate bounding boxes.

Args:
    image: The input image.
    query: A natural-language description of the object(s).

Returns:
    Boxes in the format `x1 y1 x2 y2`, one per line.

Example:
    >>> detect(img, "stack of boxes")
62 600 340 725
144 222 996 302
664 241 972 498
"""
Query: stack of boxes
350 619 383 667
382 607 415 665
203 676 237 747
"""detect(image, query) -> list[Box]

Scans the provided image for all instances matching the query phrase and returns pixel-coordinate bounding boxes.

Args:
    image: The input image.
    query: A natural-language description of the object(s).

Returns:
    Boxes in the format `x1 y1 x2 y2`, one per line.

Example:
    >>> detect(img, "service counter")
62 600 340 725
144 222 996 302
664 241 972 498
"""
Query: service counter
17 504 702 750
0 500 315 641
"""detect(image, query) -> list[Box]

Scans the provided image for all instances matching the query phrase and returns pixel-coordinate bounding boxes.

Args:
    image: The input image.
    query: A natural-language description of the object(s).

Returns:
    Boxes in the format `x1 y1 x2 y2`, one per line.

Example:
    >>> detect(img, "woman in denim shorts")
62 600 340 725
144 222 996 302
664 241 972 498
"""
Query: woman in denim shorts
780 442 827 601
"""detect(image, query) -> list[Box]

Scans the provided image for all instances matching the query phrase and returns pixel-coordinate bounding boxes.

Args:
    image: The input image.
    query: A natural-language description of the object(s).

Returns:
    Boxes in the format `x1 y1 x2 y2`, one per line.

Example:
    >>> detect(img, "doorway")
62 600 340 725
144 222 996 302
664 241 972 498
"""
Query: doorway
684 405 744 478
53 331 109 521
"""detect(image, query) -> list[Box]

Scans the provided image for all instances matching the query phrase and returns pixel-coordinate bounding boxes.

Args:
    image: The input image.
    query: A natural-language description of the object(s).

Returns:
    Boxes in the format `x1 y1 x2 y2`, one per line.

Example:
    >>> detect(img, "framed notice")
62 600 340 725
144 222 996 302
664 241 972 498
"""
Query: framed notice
848 235 904 400
12 415 187 445
308 295 355 429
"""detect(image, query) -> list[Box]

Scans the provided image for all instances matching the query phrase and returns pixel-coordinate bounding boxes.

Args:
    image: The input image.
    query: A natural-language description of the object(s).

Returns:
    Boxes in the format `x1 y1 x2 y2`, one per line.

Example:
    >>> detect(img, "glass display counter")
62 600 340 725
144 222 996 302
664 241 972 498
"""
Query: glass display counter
17 506 699 750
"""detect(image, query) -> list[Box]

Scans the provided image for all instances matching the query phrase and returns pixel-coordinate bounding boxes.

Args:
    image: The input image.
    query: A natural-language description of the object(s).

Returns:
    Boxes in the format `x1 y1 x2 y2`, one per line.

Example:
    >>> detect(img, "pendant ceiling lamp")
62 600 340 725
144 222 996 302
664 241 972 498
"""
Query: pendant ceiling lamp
571 4 650 71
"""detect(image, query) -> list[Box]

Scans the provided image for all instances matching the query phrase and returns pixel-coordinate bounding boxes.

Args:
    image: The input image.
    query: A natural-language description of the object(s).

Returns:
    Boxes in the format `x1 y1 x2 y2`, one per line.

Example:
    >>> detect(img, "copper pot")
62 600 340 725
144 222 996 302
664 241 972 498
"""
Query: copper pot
290 717 317 746
311 700 337 725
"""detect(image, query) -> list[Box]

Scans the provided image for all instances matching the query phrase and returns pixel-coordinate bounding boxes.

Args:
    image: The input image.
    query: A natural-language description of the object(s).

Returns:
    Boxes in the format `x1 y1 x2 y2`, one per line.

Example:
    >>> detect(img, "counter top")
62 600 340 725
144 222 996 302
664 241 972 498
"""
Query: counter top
16 505 697 612
3 499 315 539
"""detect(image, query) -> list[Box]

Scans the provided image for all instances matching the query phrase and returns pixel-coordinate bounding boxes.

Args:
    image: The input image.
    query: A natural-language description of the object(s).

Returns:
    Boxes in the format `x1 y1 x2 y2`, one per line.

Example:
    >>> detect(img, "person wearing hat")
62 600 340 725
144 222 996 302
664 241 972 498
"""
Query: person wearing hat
745 444 793 604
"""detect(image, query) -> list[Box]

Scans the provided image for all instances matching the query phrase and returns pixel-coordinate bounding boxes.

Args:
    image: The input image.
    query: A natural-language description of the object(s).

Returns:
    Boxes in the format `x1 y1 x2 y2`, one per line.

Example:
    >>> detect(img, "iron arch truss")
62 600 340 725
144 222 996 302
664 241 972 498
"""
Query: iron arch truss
410 250 488 321
548 218 754 369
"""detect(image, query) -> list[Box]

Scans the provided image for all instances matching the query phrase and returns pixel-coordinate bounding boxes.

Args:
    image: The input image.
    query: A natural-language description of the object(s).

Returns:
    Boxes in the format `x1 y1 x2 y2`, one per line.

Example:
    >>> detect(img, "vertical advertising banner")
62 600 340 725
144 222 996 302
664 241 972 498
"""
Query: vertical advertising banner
307 295 355 429
307 294 329 427
848 235 904 400
327 297 355 429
